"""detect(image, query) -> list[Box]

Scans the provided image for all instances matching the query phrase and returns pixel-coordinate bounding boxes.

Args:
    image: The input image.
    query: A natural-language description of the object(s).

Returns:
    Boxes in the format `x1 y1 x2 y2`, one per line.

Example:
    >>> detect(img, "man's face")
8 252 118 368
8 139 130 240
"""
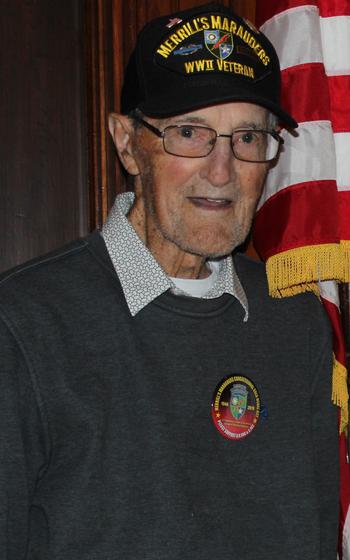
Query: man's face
129 102 269 272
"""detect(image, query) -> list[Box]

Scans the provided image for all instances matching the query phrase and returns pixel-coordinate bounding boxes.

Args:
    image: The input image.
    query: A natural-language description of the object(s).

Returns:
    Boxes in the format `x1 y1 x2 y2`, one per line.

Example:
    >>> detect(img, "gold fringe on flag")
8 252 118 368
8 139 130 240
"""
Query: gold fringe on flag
264 244 348 431
265 244 341 298
332 356 349 433
340 240 350 282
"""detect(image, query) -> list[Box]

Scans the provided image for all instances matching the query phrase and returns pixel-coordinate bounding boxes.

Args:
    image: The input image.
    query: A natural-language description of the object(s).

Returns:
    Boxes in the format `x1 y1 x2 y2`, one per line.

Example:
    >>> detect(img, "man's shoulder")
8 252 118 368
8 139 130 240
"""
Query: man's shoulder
0 231 114 303
1 237 87 283
234 252 329 327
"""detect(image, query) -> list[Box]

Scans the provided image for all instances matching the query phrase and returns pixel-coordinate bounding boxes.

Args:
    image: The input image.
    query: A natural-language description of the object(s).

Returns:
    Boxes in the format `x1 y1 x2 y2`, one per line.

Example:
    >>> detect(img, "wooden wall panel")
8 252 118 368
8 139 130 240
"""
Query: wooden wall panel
0 0 88 272
0 0 256 272
85 0 115 228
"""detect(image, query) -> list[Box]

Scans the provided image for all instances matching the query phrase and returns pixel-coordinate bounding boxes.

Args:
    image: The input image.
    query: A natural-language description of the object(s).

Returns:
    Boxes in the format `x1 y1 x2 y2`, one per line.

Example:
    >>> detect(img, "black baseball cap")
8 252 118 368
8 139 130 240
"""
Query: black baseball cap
121 3 297 129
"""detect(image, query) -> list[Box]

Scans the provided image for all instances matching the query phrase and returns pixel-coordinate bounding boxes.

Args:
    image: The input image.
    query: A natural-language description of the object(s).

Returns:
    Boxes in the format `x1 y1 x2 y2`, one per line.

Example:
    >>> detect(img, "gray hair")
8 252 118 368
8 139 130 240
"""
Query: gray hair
267 111 279 130
128 108 144 130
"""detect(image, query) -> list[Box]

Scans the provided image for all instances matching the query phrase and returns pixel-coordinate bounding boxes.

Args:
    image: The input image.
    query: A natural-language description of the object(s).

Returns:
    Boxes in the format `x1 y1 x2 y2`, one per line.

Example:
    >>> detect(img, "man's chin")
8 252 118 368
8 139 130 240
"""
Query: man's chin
186 240 243 260
190 225 249 258
164 224 249 260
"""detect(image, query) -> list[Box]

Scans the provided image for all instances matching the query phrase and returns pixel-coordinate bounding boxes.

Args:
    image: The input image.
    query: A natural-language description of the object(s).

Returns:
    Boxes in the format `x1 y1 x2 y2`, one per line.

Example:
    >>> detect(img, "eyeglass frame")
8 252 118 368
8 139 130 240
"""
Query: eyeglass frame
133 115 284 163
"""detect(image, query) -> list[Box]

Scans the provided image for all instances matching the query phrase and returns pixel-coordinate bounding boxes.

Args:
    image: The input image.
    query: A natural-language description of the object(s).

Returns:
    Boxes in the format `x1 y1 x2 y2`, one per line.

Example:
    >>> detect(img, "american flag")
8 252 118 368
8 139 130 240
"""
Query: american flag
252 1 350 557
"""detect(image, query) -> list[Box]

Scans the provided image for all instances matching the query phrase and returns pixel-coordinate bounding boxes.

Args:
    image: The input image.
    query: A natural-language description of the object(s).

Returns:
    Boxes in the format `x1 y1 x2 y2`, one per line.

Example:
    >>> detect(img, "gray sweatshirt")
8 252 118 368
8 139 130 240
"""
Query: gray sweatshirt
0 231 339 559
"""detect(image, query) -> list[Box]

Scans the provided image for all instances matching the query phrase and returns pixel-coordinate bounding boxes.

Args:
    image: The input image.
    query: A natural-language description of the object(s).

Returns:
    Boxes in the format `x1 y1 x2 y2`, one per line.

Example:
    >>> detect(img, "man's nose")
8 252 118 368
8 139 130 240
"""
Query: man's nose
200 137 236 187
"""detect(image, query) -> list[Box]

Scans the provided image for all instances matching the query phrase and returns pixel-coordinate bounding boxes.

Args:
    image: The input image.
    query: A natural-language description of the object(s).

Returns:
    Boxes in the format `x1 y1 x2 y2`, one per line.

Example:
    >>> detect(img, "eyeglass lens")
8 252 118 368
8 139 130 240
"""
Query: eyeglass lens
163 125 279 162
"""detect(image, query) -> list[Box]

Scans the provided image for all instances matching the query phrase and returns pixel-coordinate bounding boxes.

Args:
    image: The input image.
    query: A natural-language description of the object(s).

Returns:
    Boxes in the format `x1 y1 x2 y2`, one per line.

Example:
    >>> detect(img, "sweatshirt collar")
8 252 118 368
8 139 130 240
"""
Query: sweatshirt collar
102 192 248 319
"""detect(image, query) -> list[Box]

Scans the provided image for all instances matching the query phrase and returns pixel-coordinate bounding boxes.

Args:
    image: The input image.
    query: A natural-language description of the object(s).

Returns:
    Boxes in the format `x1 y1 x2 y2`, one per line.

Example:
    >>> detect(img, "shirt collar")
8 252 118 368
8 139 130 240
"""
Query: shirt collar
102 192 248 319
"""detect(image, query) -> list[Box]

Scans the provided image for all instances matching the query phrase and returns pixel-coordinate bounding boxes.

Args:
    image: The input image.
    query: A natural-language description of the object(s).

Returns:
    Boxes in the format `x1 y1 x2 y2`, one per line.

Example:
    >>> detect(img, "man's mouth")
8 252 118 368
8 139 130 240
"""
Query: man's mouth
189 197 232 209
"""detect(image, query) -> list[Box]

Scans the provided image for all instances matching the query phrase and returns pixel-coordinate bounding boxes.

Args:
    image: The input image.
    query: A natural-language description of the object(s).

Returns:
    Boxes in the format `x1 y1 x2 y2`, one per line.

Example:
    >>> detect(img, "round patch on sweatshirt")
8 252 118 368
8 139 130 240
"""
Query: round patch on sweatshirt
211 375 260 440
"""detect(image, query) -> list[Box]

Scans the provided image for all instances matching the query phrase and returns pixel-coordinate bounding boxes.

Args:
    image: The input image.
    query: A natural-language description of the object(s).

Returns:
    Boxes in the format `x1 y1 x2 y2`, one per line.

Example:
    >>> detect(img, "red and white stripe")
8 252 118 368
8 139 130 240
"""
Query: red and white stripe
254 1 350 264
254 2 350 557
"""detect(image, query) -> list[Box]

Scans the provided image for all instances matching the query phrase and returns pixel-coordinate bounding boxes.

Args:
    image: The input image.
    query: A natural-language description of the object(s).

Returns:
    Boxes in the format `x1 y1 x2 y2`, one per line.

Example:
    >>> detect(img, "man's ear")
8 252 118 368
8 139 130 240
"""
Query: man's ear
108 113 140 176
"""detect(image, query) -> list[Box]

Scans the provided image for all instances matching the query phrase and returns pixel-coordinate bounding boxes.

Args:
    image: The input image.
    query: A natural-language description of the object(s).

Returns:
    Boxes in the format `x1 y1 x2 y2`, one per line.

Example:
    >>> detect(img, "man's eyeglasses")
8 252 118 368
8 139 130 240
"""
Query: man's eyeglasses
134 116 284 163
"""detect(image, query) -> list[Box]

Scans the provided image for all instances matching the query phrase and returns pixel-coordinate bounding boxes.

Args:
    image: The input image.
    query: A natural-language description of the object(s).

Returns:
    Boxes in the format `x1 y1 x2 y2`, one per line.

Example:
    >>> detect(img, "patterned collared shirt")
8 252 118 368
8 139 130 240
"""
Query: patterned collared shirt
102 192 248 319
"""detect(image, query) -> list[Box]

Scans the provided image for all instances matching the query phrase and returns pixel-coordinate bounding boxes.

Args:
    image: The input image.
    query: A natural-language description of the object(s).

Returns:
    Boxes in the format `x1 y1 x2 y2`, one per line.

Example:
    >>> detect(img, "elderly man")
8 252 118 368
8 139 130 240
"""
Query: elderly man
0 3 339 560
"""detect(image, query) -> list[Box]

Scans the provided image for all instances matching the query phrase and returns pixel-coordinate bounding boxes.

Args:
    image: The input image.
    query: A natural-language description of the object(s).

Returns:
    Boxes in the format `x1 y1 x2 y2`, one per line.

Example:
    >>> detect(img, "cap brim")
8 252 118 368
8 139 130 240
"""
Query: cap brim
138 85 298 129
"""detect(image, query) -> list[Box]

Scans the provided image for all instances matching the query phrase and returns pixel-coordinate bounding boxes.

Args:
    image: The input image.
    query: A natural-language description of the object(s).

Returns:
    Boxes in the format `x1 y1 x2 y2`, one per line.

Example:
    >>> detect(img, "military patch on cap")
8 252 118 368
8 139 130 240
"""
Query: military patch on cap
155 13 271 82
121 3 298 127
204 30 233 60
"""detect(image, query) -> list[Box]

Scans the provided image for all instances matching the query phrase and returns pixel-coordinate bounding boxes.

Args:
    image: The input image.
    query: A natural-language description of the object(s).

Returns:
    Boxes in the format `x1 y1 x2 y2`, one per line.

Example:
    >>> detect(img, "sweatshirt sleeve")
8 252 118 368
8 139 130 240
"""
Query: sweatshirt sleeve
0 312 48 559
309 302 340 560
